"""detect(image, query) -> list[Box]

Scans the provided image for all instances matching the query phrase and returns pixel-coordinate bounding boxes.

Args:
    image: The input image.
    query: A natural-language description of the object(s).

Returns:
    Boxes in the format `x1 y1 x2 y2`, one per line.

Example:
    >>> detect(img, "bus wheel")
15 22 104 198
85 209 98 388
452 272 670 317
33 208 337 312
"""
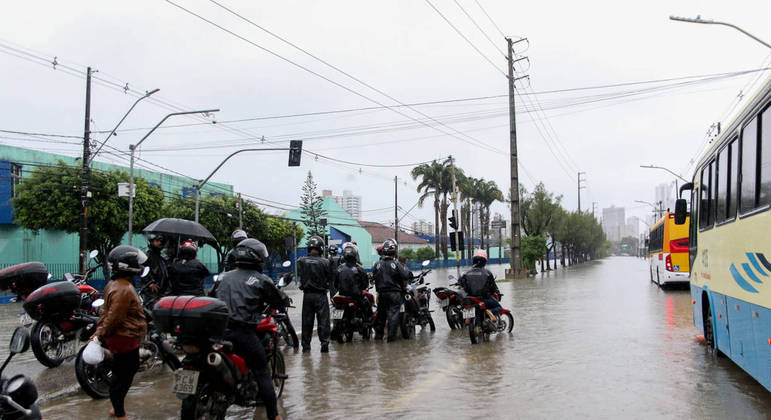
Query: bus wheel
703 300 715 349
649 267 654 283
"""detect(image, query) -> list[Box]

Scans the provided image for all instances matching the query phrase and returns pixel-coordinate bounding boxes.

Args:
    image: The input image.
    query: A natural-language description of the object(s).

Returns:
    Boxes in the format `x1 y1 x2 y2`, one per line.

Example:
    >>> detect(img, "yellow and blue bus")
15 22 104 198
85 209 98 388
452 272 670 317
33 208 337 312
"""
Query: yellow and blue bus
648 211 690 287
675 77 770 391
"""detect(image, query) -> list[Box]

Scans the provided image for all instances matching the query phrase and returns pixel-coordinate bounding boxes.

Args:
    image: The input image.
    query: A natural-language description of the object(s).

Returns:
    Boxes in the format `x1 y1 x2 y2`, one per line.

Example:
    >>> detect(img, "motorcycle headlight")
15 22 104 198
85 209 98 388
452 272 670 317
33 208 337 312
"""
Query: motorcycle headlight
5 374 37 409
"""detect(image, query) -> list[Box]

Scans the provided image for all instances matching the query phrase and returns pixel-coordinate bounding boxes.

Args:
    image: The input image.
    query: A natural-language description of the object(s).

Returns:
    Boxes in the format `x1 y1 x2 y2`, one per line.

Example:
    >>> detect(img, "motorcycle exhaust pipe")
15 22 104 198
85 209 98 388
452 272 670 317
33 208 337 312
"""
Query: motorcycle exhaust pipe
206 352 237 389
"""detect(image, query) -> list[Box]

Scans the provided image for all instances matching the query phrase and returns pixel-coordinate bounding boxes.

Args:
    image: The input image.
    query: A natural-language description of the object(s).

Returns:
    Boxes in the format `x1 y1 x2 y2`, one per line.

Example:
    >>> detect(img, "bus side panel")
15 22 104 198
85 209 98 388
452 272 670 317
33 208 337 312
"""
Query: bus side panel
691 284 704 331
713 292 732 356
750 303 771 390
726 296 757 373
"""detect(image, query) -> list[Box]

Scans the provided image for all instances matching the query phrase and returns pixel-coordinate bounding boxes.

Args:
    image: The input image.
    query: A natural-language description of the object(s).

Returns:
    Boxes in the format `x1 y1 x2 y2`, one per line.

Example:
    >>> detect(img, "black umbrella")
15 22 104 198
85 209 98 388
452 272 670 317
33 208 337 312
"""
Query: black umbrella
142 218 216 242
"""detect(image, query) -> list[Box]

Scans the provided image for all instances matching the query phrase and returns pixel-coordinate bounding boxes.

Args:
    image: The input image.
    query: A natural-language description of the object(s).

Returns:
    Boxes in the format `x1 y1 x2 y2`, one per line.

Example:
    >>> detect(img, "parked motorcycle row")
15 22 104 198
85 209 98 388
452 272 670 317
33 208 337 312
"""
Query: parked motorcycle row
0 251 513 419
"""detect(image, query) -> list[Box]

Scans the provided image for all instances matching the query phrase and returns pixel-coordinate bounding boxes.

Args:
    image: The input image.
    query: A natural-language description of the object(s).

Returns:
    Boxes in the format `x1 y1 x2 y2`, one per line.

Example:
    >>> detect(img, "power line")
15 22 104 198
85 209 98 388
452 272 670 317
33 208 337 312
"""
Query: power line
453 0 506 57
473 0 506 39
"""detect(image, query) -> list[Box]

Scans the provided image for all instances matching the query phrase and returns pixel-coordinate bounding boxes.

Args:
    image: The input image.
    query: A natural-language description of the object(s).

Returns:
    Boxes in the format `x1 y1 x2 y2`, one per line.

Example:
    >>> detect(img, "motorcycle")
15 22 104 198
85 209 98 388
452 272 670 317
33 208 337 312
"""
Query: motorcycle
331 286 376 343
23 250 102 368
400 260 435 339
0 327 42 420
74 268 182 399
433 276 465 330
273 267 299 349
461 293 514 344
153 295 288 420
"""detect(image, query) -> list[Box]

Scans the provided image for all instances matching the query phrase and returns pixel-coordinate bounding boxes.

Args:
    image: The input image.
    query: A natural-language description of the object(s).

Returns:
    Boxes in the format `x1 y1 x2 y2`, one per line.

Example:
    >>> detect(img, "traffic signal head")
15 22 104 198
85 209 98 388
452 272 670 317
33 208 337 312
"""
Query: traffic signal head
448 210 458 230
288 140 303 167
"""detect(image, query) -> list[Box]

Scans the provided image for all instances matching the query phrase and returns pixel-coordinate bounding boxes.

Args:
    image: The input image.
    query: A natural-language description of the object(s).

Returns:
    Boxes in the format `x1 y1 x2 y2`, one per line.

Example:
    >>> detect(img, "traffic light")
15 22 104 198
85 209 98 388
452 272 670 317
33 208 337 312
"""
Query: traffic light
288 140 303 167
448 210 458 230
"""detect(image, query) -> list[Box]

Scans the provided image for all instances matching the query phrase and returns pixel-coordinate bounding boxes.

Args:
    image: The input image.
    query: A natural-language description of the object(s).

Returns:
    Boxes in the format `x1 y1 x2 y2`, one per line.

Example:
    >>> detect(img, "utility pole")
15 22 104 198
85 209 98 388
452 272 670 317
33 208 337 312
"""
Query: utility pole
449 156 461 276
507 37 525 275
592 201 598 218
577 171 586 213
79 67 92 274
238 193 243 229
292 222 298 277
394 175 398 248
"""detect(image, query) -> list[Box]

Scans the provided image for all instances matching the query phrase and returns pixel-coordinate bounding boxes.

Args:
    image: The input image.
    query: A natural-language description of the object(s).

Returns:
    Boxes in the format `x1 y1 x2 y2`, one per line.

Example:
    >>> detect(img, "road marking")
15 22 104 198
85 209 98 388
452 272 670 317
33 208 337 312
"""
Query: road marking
385 356 467 410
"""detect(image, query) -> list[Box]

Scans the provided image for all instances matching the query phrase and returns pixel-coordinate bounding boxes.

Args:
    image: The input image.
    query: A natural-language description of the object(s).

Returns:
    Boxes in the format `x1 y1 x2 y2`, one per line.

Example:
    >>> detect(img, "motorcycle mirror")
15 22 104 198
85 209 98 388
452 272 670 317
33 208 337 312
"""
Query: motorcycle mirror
282 260 291 268
89 250 99 259
9 326 30 354
91 298 104 309
140 266 150 278
421 260 430 267
212 274 219 283
47 273 52 281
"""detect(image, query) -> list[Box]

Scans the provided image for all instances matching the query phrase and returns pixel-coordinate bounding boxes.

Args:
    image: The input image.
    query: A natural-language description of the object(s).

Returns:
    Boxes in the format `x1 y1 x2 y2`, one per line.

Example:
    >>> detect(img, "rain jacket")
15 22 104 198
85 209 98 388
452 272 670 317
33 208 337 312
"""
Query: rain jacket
373 257 411 293
215 268 288 325
297 254 334 293
459 266 500 299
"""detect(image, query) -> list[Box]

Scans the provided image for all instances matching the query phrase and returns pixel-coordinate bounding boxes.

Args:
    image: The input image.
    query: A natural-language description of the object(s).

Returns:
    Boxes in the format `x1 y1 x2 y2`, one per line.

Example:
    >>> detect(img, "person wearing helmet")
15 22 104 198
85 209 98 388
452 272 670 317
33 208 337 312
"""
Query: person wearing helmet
224 229 249 271
334 242 371 320
142 233 169 298
372 239 412 342
167 240 210 296
92 245 148 420
215 238 286 420
296 235 334 353
459 249 501 325
327 244 343 296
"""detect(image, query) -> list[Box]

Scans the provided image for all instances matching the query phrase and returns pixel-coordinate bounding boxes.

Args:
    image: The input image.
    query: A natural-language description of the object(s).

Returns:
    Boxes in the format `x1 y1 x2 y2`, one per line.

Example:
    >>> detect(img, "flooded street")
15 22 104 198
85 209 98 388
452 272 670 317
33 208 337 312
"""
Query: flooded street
28 257 770 418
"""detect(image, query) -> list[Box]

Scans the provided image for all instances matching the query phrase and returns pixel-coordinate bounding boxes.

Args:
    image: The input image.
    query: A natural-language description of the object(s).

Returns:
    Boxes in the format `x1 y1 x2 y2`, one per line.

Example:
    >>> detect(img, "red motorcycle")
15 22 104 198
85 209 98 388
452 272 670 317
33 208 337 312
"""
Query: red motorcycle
461 293 514 344
154 296 287 420
331 288 376 343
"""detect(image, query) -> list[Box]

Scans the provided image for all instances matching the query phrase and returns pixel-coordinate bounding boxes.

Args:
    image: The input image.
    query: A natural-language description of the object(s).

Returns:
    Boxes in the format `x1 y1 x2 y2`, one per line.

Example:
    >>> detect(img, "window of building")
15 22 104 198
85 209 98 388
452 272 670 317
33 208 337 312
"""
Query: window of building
760 106 770 206
716 145 728 222
10 163 21 198
699 163 712 229
728 138 739 218
740 116 758 212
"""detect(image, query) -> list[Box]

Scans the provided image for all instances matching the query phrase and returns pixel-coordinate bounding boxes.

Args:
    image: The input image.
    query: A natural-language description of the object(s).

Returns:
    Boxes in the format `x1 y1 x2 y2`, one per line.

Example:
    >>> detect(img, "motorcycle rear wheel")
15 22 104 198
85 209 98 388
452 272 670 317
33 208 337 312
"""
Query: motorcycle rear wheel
31 321 65 367
445 309 457 330
501 312 514 333
270 350 286 398
426 314 436 332
400 313 416 339
332 320 345 344
468 316 481 345
279 319 299 349
180 382 225 420
75 345 111 399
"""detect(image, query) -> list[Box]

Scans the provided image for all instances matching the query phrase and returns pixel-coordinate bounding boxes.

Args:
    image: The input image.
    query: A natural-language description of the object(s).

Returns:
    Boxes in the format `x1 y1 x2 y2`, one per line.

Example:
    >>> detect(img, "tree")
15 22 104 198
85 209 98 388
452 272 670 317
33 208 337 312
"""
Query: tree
13 162 164 275
474 179 503 256
521 235 546 275
521 182 562 271
415 246 436 261
398 248 416 261
411 161 443 260
299 171 327 238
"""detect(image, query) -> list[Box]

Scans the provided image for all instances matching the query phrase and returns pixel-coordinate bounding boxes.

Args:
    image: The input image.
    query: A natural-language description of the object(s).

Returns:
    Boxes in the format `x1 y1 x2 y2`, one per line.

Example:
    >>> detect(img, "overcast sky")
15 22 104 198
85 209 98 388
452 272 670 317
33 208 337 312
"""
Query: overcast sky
2 0 770 233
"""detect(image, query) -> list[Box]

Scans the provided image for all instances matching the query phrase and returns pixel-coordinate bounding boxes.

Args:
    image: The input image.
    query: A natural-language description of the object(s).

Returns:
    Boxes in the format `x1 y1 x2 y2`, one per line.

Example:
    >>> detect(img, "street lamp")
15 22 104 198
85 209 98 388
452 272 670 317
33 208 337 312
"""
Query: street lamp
128 109 220 245
634 200 663 219
639 164 689 183
670 16 770 49
90 88 160 163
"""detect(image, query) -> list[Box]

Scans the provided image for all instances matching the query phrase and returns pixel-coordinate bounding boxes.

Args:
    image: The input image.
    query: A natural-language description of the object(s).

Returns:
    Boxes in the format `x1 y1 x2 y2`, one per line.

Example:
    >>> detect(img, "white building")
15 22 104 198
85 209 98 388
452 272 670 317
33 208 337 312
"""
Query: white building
602 206 626 242
323 189 362 219
654 182 676 215
411 220 435 236
625 216 640 239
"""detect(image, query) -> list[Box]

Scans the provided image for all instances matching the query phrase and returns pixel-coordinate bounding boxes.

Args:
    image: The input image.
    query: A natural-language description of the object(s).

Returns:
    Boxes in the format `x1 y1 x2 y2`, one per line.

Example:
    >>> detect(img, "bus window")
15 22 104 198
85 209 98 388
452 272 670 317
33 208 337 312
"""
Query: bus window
740 116 758 212
710 159 717 225
716 145 728 221
699 166 711 229
761 106 770 206
728 138 739 218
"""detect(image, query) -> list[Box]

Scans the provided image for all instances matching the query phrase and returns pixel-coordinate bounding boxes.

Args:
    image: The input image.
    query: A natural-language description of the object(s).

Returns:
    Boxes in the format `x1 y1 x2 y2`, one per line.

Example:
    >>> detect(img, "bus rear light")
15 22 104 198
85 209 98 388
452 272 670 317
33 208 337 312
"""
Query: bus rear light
669 238 689 253
665 254 673 271
692 300 696 304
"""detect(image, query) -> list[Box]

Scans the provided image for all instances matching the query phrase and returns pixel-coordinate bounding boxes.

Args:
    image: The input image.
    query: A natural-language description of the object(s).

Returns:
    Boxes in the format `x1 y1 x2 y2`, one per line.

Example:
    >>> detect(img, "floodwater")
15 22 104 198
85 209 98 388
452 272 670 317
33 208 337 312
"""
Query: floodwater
16 257 770 418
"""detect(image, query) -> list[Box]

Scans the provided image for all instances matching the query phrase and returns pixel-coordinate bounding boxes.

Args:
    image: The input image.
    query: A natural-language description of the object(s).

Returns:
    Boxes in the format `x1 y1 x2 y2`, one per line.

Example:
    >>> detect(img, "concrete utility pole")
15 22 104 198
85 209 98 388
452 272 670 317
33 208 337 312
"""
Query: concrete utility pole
449 156 461 276
394 175 398 248
507 37 525 275
238 192 243 229
577 171 586 213
79 67 92 274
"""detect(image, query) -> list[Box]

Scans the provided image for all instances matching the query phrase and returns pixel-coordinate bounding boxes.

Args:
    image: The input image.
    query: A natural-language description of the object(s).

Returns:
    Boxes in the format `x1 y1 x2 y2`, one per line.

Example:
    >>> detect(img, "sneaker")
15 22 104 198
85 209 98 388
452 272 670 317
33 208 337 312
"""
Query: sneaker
320 345 329 353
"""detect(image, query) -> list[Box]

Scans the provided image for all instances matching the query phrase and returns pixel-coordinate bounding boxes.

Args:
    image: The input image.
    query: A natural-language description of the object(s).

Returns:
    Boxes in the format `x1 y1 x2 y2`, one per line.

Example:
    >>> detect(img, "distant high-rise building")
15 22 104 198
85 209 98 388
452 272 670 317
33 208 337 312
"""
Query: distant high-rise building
327 189 362 219
654 182 676 216
411 220 435 236
625 216 640 239
602 206 626 242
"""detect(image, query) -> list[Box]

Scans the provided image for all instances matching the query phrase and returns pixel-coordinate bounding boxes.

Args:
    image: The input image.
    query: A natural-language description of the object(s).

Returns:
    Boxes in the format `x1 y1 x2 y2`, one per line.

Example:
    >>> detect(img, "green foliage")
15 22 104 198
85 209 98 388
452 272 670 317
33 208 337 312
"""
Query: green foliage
411 161 443 259
415 246 436 261
521 182 563 237
13 161 164 264
299 171 327 238
522 235 546 275
398 248 416 261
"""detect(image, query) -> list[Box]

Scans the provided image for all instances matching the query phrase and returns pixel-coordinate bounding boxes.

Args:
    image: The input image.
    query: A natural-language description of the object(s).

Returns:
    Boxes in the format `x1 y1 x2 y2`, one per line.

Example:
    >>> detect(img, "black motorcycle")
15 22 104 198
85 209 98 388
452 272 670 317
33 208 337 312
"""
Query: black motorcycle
400 260 435 339
273 268 299 349
331 286 376 343
0 327 42 420
432 277 465 330
75 272 181 399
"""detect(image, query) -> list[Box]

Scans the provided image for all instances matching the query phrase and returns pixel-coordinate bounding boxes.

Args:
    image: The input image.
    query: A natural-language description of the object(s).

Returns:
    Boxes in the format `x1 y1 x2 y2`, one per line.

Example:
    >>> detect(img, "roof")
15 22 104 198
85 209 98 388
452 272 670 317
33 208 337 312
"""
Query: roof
358 221 429 245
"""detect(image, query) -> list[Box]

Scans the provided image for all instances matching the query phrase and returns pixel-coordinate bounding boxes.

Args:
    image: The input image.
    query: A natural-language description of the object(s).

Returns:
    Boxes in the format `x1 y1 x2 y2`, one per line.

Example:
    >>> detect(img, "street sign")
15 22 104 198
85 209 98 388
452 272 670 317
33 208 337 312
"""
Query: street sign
117 183 134 198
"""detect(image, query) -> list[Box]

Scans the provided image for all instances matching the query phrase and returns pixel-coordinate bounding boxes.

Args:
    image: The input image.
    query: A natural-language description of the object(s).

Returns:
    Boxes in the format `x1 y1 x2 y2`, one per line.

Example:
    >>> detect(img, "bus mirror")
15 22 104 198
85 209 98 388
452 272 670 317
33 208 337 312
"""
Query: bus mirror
674 199 687 225
678 182 693 198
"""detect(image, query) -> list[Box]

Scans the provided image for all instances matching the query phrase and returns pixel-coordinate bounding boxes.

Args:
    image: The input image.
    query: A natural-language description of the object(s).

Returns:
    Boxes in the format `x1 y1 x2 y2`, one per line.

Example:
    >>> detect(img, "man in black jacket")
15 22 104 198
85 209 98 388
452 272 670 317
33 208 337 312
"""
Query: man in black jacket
167 240 210 296
372 239 412 342
215 238 285 420
297 235 334 353
335 243 371 321
459 250 501 325
143 233 168 299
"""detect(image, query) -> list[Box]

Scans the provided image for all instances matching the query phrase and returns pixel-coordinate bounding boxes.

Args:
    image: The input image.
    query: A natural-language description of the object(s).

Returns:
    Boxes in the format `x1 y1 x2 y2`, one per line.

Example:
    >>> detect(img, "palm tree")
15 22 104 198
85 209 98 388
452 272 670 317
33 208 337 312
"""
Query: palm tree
411 161 443 259
475 179 503 256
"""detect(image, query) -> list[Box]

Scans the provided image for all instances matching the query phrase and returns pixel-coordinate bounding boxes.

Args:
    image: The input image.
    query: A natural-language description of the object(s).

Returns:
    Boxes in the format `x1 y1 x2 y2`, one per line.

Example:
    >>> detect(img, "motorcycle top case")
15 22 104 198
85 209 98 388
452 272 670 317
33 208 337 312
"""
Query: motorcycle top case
153 296 229 339
0 262 49 296
23 281 81 320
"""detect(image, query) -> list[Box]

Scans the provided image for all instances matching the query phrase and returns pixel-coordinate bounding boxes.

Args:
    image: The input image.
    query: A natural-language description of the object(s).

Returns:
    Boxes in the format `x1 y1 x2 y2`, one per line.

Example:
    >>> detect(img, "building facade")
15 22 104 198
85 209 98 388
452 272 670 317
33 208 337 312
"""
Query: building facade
322 189 362 219
601 206 626 242
410 219 435 236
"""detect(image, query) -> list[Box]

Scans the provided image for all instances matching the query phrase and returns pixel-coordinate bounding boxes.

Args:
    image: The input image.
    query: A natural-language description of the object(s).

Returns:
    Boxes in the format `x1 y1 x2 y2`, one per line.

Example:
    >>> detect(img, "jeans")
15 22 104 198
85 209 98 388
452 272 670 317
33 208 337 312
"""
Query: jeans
484 297 502 316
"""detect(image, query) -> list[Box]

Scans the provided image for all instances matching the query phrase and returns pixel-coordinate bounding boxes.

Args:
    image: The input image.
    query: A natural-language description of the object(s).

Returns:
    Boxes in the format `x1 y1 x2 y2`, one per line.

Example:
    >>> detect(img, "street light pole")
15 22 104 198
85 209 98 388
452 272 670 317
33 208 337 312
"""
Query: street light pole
639 164 689 183
128 109 219 245
670 16 770 49
90 88 160 164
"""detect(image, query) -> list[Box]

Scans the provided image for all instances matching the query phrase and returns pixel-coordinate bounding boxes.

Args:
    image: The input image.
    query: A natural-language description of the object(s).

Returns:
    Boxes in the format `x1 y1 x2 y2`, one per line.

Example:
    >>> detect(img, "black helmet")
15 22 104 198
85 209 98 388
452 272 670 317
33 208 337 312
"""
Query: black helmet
328 244 338 255
381 239 397 256
231 229 248 245
108 245 147 278
146 233 165 249
341 242 358 263
307 236 325 252
234 238 269 268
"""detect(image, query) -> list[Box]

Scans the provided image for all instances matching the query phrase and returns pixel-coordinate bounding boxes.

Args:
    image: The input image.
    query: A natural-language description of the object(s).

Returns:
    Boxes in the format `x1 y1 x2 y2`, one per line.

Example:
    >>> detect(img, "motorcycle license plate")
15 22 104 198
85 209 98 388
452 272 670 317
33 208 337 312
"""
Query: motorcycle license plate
18 313 32 325
173 370 200 395
440 299 449 308
462 308 475 319
332 309 344 320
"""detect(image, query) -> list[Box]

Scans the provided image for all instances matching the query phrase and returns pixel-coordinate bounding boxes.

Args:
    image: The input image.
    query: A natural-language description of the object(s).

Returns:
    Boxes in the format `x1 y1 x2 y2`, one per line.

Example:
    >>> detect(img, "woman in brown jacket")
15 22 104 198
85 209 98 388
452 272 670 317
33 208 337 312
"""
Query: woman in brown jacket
93 245 148 420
